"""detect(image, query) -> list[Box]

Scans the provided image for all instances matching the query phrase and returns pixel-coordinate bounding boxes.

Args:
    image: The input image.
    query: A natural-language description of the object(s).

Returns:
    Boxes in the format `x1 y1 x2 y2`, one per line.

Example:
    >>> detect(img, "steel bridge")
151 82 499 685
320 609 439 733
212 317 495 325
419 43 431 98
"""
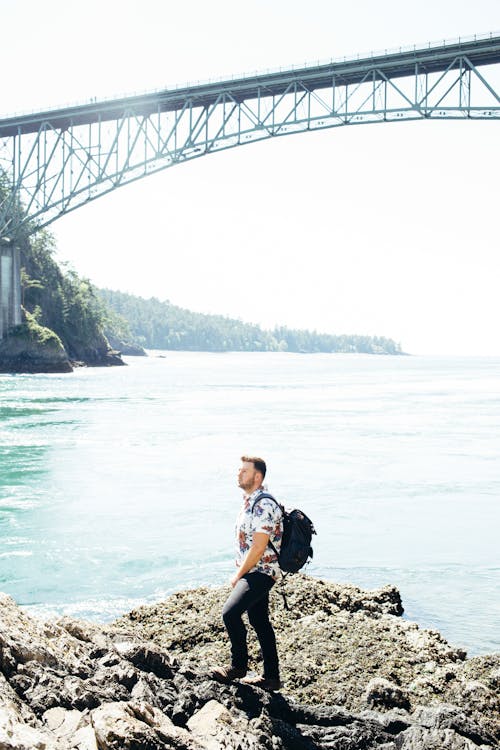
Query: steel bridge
0 32 500 335
1 32 500 242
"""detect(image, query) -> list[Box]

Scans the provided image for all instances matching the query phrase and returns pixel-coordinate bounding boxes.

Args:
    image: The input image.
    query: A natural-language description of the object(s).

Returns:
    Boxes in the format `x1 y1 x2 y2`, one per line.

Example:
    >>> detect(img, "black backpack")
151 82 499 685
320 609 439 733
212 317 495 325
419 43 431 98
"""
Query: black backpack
252 492 316 574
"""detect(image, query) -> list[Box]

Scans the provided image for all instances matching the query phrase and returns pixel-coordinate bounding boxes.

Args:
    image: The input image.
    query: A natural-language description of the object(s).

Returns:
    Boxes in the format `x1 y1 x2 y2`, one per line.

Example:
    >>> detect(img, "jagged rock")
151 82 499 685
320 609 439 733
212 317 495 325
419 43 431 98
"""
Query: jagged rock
90 701 199 750
113 641 174 679
410 704 496 747
0 672 64 750
0 583 498 750
42 707 97 749
0 305 126 373
364 678 411 711
187 699 276 749
105 332 147 356
397 726 481 749
113 575 499 744
0 594 92 678
0 318 72 373
0 718 64 750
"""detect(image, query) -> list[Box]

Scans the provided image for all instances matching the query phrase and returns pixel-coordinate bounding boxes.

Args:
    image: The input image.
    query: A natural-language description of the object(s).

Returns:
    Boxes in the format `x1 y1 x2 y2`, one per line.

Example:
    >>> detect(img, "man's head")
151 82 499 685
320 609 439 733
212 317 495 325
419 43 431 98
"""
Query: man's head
238 455 267 494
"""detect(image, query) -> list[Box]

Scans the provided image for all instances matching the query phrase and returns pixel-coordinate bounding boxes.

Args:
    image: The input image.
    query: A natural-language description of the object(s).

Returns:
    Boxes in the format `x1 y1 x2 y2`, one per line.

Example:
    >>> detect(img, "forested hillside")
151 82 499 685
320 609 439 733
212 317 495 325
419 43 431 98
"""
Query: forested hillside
0 175 123 369
99 288 403 354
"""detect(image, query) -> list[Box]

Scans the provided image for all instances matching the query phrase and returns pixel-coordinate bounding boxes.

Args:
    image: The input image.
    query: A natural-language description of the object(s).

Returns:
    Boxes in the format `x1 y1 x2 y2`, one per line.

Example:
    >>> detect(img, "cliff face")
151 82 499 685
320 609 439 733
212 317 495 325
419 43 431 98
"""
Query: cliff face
0 313 72 373
0 577 498 750
0 230 126 373
0 309 125 373
105 331 147 357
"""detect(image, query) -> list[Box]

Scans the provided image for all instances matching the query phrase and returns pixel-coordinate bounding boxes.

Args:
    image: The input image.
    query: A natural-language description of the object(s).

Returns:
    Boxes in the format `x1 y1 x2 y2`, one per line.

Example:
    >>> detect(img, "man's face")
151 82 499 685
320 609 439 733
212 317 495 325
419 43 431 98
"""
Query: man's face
237 461 260 493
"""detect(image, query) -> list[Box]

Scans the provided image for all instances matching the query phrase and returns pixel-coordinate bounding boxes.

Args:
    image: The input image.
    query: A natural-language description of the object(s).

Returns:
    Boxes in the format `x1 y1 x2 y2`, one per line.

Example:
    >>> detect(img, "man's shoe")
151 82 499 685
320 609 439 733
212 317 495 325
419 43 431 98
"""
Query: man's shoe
212 665 247 684
240 675 281 691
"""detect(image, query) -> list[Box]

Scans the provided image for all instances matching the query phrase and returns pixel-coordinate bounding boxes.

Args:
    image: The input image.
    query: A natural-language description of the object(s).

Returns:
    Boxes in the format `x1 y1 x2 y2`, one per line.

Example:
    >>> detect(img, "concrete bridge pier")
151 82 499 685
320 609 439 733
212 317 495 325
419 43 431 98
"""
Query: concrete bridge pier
0 241 22 339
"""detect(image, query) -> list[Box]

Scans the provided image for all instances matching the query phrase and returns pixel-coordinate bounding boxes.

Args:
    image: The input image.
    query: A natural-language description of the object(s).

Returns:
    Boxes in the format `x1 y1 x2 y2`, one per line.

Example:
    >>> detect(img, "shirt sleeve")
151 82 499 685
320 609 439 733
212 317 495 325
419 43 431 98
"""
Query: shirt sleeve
251 498 282 536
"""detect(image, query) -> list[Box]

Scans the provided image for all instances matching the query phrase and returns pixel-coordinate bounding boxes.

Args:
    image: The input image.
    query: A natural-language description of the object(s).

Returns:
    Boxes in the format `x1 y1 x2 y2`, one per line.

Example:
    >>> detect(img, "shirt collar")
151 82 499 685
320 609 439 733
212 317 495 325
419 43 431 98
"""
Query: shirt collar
244 485 267 503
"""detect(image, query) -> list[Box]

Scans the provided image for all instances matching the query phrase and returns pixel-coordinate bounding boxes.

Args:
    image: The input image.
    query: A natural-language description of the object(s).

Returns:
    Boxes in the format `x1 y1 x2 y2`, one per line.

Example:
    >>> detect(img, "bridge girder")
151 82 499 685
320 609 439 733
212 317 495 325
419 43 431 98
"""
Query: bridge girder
1 33 500 240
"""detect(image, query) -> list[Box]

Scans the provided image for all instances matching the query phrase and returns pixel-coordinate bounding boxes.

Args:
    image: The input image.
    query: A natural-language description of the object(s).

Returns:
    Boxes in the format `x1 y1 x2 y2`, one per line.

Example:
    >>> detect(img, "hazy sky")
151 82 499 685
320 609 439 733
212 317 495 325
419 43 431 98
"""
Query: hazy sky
1 0 500 354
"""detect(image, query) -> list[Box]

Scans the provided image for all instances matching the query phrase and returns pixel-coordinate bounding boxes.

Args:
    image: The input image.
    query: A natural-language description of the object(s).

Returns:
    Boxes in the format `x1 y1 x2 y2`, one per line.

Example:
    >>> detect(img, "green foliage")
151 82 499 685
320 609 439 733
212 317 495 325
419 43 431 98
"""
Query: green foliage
20 267 44 306
22 309 64 347
20 229 112 362
99 288 403 355
7 309 64 348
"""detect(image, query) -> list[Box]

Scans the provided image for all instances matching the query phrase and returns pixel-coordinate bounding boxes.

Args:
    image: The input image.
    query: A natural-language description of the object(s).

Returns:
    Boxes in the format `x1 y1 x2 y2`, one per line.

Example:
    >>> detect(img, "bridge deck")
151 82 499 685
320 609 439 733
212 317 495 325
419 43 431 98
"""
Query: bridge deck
1 34 500 137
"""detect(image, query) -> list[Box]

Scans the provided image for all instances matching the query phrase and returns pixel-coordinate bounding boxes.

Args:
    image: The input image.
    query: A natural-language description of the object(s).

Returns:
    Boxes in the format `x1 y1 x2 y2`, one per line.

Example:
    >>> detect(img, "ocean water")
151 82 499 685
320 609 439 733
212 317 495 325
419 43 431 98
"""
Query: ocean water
0 352 498 656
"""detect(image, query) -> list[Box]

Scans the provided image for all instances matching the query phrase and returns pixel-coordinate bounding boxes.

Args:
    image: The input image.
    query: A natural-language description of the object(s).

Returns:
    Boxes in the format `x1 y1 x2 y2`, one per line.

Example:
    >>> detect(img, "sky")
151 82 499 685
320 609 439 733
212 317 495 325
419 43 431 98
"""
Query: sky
1 0 500 355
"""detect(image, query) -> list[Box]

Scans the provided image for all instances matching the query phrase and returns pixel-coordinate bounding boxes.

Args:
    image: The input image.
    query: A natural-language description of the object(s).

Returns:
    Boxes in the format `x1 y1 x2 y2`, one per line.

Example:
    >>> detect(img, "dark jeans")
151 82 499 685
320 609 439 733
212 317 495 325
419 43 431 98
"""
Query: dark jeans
222 572 279 680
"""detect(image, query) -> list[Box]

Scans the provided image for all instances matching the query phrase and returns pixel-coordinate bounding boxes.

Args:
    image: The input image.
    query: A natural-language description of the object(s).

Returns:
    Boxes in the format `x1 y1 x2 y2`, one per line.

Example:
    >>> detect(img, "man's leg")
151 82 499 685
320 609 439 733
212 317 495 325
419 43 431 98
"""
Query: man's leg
247 579 280 682
214 573 274 682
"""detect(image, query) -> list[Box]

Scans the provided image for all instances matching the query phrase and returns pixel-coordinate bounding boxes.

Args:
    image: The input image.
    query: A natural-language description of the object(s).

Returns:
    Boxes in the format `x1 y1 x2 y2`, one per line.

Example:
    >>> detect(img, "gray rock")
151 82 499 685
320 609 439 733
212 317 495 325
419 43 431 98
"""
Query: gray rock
0 320 72 374
42 707 97 749
187 699 276 749
90 701 199 750
104 332 147 357
0 583 497 750
397 725 481 749
364 678 411 711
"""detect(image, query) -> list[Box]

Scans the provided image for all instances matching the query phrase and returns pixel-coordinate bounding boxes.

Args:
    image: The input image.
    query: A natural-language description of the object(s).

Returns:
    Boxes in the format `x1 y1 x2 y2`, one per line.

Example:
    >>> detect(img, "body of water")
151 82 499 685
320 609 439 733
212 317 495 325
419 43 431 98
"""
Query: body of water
0 352 498 656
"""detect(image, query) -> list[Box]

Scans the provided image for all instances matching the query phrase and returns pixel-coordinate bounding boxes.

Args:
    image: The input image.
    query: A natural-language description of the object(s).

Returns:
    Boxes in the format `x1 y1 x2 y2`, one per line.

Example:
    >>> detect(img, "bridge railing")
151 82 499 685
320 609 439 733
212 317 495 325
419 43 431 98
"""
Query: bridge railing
1 30 499 121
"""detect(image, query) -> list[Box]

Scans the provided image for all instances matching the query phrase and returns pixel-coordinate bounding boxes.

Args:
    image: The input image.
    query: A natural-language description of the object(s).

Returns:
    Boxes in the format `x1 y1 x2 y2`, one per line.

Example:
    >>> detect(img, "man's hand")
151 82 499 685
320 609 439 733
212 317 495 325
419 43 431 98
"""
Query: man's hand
231 532 270 587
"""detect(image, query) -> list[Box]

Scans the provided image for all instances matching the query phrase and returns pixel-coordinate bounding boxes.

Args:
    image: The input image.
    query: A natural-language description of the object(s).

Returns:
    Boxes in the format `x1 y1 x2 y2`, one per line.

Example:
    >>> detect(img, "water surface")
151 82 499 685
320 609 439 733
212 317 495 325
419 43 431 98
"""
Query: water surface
0 352 498 655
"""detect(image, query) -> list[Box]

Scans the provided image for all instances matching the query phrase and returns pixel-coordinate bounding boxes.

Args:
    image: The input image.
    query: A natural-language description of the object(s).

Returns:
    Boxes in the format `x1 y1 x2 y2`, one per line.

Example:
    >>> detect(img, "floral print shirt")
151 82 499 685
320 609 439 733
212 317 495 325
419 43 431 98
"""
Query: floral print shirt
235 487 283 580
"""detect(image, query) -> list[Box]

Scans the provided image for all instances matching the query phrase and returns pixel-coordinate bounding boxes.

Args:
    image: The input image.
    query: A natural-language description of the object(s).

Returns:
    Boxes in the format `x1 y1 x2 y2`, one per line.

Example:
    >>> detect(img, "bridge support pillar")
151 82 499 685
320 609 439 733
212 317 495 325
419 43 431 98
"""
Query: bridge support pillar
0 242 22 339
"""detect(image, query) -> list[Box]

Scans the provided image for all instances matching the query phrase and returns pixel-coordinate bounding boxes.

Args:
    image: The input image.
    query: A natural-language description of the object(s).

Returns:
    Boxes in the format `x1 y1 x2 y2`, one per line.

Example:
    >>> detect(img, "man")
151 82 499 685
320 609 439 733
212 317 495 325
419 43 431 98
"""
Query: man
213 456 283 691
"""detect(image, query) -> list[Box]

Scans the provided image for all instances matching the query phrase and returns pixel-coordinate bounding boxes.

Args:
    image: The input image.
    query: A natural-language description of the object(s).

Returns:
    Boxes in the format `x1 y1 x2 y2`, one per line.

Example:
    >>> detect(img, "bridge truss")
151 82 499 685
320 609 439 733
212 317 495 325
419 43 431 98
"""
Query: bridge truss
1 33 500 240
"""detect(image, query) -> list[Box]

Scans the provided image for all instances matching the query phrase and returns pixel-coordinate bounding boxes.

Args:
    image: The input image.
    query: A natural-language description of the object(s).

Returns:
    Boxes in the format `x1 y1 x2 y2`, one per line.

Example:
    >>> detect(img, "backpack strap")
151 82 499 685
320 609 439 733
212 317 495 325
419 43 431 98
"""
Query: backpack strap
251 491 290 610
251 491 286 520
250 491 281 512
251 491 284 558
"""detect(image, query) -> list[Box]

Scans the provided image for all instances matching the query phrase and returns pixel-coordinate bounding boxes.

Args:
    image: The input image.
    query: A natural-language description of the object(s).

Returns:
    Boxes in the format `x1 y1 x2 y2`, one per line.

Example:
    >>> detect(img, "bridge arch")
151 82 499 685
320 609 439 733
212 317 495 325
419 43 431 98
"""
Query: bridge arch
1 32 499 244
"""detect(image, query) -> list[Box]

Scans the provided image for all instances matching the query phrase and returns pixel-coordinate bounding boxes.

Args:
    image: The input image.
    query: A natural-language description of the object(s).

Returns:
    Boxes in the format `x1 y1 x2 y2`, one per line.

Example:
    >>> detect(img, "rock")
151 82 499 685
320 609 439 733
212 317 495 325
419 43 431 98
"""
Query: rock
105 332 147 356
0 671 64 750
0 318 72 373
397 725 479 749
42 707 98 749
0 308 127 373
0 594 92 678
411 704 496 747
113 641 174 679
187 698 276 749
364 677 411 711
90 701 199 750
0 717 64 750
0 583 498 749
113 575 499 744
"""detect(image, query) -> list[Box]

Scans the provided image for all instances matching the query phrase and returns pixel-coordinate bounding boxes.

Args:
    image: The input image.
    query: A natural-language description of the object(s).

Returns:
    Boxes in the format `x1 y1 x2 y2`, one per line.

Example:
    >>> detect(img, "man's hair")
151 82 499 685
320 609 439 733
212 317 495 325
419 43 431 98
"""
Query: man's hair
241 455 267 480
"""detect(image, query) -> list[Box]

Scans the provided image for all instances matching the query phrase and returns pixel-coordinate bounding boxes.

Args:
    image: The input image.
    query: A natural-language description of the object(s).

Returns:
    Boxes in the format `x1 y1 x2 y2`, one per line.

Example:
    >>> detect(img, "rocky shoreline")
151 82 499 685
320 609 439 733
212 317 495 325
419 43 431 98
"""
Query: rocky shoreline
0 311 127 373
0 577 498 749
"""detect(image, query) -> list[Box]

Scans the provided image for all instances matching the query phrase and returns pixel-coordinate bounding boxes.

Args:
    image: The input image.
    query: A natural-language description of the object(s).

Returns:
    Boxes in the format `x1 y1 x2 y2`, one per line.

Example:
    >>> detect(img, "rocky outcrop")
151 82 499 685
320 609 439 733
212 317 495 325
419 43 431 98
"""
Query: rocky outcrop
0 309 126 373
0 317 72 373
65 329 126 368
0 579 498 750
105 332 147 357
0 309 125 373
116 577 499 742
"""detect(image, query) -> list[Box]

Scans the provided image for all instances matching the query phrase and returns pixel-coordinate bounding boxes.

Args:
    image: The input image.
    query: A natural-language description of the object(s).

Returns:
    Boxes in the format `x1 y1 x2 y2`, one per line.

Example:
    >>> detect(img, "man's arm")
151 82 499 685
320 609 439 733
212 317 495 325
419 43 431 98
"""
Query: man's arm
230 532 269 588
